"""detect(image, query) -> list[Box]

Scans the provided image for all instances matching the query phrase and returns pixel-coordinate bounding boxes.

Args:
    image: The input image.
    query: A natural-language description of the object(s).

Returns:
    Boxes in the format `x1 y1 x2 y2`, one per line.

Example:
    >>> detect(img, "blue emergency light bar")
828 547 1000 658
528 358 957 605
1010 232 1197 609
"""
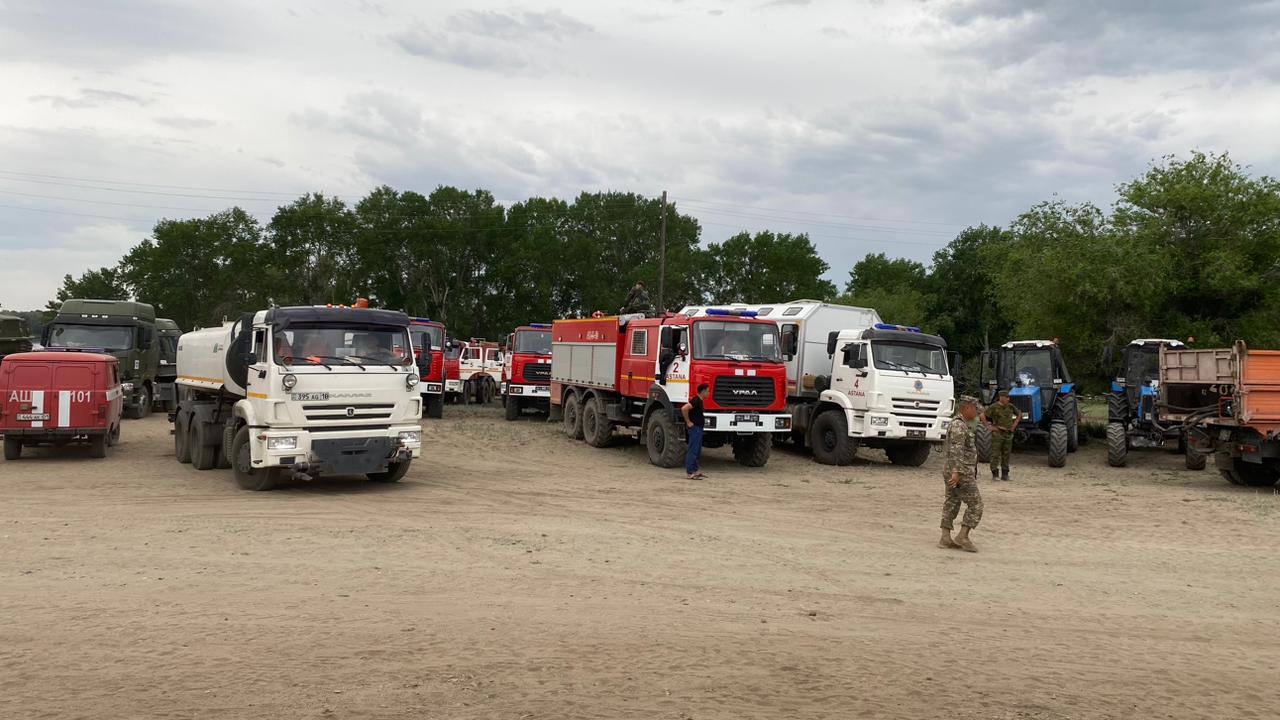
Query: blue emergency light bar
43 347 110 354
706 308 759 317
411 317 433 323
874 323 921 333
529 323 551 328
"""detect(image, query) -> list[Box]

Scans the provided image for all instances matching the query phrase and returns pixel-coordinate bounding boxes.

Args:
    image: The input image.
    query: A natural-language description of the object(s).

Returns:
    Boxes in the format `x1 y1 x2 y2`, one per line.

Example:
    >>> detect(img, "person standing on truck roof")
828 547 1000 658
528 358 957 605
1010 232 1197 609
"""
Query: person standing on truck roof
981 390 1020 481
620 280 652 316
682 383 710 480
939 395 983 553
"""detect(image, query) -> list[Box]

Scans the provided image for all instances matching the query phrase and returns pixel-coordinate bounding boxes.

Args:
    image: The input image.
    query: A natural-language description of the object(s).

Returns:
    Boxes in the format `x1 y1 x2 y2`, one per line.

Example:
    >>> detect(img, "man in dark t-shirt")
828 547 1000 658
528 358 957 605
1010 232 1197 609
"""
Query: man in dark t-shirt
682 383 710 479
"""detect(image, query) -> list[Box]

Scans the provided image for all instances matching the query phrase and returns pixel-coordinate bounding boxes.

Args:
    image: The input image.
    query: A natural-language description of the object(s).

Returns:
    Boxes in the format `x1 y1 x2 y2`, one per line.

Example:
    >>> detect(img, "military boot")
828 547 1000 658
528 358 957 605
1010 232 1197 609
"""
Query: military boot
954 527 978 553
1001 466 1010 482
991 467 999 480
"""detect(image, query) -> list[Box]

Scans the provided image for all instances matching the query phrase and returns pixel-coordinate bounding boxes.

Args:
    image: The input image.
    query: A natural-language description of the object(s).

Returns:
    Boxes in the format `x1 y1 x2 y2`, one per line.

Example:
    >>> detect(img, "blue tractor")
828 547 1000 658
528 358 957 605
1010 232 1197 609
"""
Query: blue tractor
977 340 1078 468
1105 338 1207 470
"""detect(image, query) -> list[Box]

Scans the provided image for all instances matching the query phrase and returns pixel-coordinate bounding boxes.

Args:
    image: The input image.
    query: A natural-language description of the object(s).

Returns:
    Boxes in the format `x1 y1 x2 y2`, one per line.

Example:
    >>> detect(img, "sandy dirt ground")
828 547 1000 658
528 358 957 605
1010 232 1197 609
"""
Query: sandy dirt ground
2 405 1279 720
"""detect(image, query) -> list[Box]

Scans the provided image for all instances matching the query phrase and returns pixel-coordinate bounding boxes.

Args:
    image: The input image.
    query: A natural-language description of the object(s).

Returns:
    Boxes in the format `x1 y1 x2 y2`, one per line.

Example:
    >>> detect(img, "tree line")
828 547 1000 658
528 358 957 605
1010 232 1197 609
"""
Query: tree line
34 151 1280 391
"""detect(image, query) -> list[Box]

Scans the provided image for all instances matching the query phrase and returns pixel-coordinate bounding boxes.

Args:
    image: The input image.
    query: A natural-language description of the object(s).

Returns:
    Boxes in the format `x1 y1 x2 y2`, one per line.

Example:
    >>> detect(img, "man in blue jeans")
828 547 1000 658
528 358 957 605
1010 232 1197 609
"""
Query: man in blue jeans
683 383 710 479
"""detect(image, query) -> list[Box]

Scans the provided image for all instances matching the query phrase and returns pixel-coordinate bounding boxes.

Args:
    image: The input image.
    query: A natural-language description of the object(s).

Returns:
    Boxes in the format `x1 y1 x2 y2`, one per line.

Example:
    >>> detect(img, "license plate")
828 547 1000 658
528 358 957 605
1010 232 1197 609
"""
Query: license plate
530 386 550 396
17 413 50 421
733 414 760 424
290 392 330 401
906 429 926 438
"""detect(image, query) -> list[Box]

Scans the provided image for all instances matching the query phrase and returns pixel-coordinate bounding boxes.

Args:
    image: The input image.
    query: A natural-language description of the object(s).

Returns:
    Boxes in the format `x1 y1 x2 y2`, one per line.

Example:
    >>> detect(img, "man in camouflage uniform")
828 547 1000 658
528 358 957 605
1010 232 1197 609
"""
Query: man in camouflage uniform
939 395 983 552
981 390 1021 481
620 280 652 316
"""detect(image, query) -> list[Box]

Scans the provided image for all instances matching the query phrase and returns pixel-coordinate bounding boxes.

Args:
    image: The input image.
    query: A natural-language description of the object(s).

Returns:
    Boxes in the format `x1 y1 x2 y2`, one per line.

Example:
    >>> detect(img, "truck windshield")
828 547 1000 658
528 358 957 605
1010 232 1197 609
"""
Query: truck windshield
872 342 949 375
410 326 444 352
1125 347 1160 384
693 321 781 362
515 330 552 355
159 335 179 359
274 324 412 367
47 323 133 351
1003 348 1056 388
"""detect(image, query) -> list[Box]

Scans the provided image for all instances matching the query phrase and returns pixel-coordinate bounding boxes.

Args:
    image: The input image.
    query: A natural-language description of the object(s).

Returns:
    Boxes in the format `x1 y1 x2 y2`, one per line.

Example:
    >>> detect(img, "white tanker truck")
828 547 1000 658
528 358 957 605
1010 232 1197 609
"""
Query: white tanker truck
172 304 423 490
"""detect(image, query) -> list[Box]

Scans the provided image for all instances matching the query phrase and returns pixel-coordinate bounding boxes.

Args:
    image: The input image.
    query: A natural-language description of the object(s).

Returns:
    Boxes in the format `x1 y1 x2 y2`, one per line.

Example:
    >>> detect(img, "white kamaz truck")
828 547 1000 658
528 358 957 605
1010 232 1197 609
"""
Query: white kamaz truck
681 300 955 466
172 304 423 490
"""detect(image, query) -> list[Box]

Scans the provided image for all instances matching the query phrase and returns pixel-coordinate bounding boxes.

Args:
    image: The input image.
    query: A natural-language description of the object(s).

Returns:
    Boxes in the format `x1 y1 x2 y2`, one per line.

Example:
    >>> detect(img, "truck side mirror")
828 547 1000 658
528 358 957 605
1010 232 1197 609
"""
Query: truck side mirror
781 324 798 357
826 331 839 357
678 342 687 358
241 351 258 365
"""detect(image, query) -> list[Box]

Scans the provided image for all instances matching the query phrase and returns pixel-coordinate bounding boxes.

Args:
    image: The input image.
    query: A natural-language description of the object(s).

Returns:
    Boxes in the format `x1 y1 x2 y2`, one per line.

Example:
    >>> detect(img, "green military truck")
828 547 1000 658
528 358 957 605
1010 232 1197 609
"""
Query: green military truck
154 318 181 413
43 299 160 419
0 314 36 359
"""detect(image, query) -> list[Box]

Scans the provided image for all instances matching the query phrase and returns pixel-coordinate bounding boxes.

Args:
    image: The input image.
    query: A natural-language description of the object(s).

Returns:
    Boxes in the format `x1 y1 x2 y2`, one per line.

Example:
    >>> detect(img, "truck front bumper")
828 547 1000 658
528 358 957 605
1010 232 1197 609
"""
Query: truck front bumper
703 412 792 433
251 424 422 474
854 410 950 441
421 382 443 396
505 383 550 398
444 379 463 394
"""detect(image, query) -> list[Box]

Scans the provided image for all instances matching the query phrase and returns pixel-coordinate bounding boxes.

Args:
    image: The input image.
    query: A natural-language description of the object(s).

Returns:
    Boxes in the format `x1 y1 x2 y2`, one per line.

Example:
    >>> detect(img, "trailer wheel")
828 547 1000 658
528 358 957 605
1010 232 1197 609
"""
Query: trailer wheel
582 398 613 447
504 395 520 421
1216 448 1243 485
1184 444 1206 471
645 410 686 468
885 441 931 467
1233 458 1279 487
1047 422 1069 468
369 459 411 483
732 433 772 467
1105 422 1128 467
231 426 279 491
3 436 21 460
426 395 444 419
810 410 858 466
562 393 584 440
190 420 218 471
974 421 992 464
174 414 192 463
89 432 108 459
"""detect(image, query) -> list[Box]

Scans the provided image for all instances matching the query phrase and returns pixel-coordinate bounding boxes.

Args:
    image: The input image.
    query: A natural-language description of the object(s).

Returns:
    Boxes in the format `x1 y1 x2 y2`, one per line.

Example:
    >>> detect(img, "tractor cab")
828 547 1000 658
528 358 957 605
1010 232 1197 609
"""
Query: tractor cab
1112 339 1184 422
978 340 1078 467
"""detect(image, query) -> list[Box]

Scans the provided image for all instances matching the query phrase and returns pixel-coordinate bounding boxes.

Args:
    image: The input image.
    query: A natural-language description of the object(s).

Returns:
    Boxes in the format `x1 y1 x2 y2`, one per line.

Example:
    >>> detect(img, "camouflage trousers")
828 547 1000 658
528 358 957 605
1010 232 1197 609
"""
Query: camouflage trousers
941 478 983 530
990 430 1013 472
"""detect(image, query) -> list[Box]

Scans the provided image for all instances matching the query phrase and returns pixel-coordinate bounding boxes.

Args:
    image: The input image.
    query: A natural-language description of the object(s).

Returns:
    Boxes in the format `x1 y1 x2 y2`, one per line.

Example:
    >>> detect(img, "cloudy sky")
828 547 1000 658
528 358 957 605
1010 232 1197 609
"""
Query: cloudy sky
3 0 1279 309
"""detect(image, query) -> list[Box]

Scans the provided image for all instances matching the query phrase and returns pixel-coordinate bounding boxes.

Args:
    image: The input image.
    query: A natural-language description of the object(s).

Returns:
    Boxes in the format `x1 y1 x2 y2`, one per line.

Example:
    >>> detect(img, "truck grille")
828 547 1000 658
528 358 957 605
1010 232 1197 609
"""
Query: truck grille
891 397 942 417
1012 396 1034 416
713 376 775 409
303 403 396 421
522 363 551 382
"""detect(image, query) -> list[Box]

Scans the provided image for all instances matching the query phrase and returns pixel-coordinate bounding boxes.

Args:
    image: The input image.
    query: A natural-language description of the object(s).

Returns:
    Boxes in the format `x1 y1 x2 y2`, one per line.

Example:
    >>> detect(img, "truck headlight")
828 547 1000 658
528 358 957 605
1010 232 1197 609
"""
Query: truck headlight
510 385 523 394
282 373 297 390
398 430 421 444
267 436 298 450
406 373 420 389
122 382 135 391
775 416 792 429
871 416 889 427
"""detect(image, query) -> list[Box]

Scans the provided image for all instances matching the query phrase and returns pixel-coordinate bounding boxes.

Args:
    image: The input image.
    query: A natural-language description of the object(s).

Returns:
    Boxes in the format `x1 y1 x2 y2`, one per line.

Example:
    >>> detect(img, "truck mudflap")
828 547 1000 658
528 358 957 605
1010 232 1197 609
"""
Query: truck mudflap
304 436 401 476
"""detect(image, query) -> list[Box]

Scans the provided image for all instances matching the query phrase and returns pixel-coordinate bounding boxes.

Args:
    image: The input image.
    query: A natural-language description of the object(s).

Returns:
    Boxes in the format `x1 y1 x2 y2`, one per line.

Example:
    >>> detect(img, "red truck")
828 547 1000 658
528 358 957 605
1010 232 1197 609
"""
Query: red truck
408 317 446 419
550 310 791 467
501 323 552 420
1 349 124 460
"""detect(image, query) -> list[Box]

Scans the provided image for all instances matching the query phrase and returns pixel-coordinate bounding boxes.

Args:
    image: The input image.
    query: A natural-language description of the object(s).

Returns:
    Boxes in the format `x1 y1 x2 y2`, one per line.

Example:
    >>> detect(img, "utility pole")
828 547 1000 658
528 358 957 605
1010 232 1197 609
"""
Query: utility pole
658 190 667 314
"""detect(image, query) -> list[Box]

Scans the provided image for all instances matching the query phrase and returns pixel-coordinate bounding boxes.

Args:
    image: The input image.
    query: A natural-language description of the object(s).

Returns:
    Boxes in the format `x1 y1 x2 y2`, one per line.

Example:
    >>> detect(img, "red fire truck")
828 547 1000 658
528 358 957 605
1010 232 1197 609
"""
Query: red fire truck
444 338 500 404
1 349 124 459
501 323 552 420
550 310 790 467
408 317 446 418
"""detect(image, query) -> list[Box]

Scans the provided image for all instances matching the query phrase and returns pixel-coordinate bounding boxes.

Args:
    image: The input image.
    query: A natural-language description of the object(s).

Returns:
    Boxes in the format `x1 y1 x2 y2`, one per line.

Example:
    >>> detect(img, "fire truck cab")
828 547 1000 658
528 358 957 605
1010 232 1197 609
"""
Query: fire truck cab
501 324 552 420
1 349 124 460
408 318 446 419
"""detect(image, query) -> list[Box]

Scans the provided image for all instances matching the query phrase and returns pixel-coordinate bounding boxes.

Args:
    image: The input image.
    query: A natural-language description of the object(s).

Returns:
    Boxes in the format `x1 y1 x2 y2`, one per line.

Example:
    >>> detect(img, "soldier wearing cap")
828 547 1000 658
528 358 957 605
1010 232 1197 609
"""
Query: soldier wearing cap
981 389 1021 481
620 280 652 316
939 395 983 552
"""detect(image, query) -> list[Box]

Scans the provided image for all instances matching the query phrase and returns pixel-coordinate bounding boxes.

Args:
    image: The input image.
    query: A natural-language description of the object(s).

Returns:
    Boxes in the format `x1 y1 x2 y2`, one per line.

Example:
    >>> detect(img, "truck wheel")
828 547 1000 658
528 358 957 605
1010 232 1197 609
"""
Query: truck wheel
581 398 613 447
732 433 772 467
1107 392 1129 423
369 459 411 483
1047 422 1069 468
562 393 584 440
505 395 520 421
1233 458 1279 487
174 414 192 463
1217 448 1243 485
810 410 858 466
974 422 992 464
1184 444 1206 471
89 433 108 459
190 420 218 471
644 410 686 468
460 382 470 405
108 422 120 447
3 436 21 460
885 441 931 467
1106 422 1127 467
232 426 279 491
426 395 444 419
217 423 234 469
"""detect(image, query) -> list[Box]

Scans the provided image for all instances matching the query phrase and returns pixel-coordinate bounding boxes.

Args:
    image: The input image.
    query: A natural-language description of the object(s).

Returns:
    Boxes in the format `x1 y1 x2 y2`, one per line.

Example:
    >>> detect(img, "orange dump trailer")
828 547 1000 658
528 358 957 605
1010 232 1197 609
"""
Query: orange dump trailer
1183 341 1280 487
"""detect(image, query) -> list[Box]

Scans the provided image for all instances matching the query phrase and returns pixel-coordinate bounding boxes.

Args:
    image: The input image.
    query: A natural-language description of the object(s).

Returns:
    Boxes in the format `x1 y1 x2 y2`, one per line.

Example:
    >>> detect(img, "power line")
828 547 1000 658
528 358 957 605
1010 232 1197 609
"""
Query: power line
675 195 968 227
0 169 303 197
0 189 227 213
698 220 946 249
681 204 955 237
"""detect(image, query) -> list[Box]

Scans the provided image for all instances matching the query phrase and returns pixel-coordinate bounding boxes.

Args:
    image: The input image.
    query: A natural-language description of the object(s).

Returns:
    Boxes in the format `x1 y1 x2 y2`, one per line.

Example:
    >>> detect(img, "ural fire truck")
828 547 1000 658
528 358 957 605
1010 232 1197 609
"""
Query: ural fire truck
550 310 790 468
501 323 552 420
681 301 954 466
445 338 501 404
172 302 423 490
408 317 446 419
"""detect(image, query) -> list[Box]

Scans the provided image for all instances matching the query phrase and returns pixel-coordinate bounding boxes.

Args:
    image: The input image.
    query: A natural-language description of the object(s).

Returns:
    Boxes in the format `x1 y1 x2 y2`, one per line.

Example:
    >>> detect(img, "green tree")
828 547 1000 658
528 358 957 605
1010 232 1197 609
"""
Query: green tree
44 266 130 317
267 193 359 306
924 225 1013 359
843 252 926 294
702 230 835 304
